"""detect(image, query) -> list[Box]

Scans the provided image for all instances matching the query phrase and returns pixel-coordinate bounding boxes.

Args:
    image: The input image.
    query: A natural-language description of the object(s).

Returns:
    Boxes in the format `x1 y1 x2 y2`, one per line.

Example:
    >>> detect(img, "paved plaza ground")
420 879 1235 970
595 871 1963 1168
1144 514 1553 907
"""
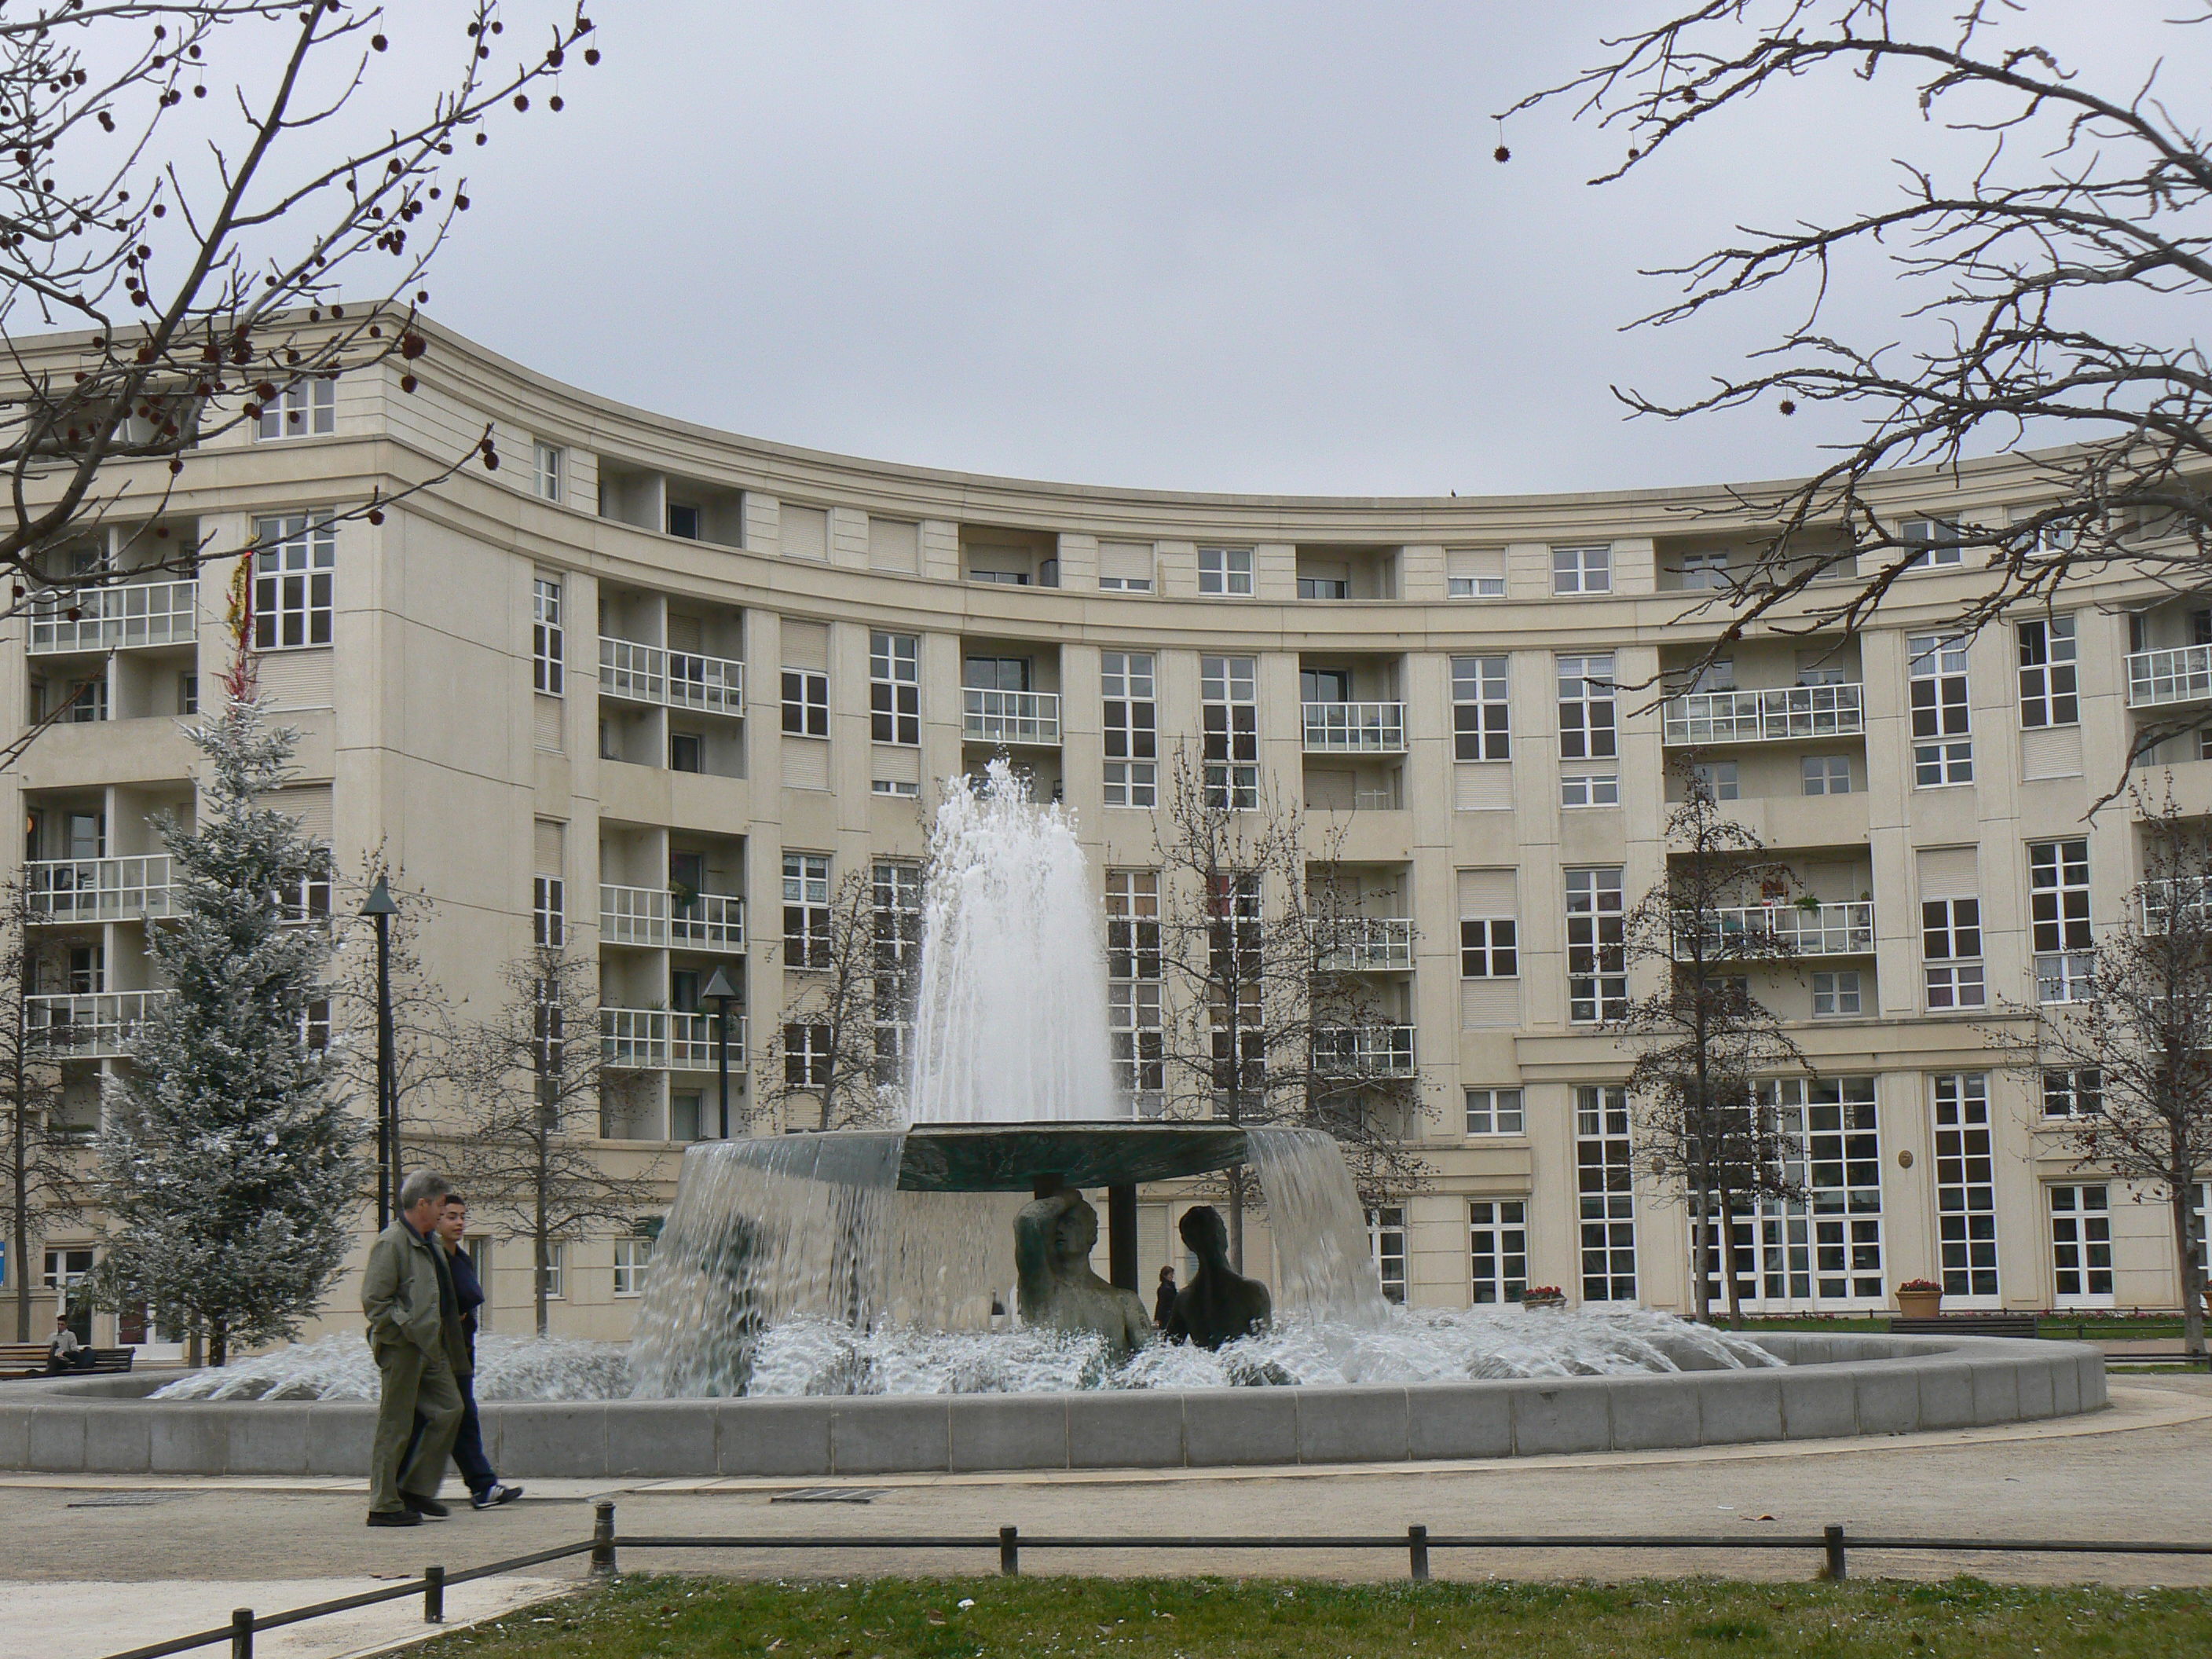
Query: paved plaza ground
5 1375 2210 1659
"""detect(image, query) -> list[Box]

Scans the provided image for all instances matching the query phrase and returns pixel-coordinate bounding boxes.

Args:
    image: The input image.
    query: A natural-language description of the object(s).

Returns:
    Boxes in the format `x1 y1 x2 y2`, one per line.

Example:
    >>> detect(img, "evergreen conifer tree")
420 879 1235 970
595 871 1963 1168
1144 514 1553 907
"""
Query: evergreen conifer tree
96 694 364 1366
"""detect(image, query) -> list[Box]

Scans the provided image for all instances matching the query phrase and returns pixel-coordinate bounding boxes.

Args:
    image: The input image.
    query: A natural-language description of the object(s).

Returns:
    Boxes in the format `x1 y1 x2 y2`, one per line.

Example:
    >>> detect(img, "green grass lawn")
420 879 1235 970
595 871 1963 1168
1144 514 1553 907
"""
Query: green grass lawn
430 1575 2212 1659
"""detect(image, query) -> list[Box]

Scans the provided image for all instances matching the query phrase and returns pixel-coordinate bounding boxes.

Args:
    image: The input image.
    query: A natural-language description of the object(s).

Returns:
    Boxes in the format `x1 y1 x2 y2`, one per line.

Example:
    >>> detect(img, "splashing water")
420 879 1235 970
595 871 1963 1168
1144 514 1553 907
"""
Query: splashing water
906 761 1120 1124
152 1331 633 1401
1243 1127 1391 1328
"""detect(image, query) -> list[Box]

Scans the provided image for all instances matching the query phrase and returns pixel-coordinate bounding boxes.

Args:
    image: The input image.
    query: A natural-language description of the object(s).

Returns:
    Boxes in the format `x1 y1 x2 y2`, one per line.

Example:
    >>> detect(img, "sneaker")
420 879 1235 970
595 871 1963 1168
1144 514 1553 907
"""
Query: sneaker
367 1509 422 1528
471 1485 525 1509
401 1493 451 1519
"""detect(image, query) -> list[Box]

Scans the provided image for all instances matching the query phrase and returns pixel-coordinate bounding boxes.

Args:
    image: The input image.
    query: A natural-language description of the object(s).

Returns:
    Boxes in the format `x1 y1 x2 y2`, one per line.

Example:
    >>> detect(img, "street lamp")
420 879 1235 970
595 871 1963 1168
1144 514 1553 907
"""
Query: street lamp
361 877 400 1227
702 963 741 1140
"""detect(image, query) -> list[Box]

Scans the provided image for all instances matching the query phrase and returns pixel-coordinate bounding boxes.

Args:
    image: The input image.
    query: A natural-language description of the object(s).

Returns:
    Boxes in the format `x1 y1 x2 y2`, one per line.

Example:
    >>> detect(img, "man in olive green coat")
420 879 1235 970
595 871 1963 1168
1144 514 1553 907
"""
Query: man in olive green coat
361 1168 470 1525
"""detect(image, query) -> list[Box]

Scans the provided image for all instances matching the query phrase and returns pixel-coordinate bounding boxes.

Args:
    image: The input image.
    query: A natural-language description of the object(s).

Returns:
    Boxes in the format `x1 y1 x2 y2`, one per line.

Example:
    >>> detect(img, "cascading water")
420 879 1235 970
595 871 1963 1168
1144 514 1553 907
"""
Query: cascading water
1243 1127 1390 1328
906 761 1121 1124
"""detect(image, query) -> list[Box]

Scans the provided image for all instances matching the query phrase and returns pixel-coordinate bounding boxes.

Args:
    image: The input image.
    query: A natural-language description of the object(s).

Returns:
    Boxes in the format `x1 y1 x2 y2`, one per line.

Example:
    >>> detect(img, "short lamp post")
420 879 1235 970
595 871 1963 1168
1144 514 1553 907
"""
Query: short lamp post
361 877 400 1228
702 963 741 1140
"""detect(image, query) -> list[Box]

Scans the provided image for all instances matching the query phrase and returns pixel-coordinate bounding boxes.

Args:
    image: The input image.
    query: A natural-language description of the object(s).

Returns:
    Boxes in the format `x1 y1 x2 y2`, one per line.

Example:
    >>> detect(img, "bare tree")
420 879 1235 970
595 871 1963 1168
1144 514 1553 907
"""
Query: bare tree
451 946 660 1335
327 851 462 1170
1506 2 2212 749
1995 792 2212 1357
1150 749 1428 1268
1 873 84 1340
1618 764 1811 1324
753 862 919 1133
0 2 598 595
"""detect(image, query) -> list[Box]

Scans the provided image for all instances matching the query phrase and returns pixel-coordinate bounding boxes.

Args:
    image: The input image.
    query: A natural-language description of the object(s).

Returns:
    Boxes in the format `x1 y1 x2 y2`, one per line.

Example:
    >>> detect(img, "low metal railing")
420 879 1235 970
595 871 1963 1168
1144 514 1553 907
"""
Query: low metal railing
1318 917 1415 970
1312 1024 1416 1075
1662 683 1864 745
1675 901 1874 958
962 687 1062 745
101 1500 2212 1659
26 989 171 1056
599 636 746 716
599 1006 745 1070
2126 643 2212 709
25 855 174 923
599 884 745 951
27 577 198 654
1302 701 1406 753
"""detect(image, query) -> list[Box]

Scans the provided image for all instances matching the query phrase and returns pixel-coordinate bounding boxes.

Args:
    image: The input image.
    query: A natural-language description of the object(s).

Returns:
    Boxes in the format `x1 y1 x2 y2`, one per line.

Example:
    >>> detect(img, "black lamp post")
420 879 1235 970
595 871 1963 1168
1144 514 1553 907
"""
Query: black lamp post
361 877 400 1227
702 963 740 1140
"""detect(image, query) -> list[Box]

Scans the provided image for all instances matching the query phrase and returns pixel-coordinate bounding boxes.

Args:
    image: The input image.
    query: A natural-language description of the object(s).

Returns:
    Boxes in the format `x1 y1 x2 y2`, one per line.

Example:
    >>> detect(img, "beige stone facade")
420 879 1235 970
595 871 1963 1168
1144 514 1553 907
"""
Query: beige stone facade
9 320 2206 1351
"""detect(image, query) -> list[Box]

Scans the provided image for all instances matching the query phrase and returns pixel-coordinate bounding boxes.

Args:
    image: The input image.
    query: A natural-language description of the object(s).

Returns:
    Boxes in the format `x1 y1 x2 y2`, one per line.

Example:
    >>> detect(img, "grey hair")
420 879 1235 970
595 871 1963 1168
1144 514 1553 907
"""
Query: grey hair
398 1168 452 1210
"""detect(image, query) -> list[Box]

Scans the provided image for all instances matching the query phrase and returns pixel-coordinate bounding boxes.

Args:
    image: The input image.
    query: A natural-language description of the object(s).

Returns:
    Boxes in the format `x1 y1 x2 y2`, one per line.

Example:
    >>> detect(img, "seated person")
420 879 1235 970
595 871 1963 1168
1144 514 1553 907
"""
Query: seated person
44 1317 90 1375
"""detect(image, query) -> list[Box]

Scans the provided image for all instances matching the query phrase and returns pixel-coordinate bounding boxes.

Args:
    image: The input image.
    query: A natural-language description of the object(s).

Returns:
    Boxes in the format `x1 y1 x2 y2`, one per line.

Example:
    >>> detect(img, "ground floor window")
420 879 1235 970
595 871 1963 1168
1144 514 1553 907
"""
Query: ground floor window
613 1233 655 1297
1368 1207 1408 1304
44 1246 95 1342
2049 1185 2114 1304
1932 1073 2000 1299
538 1242 566 1302
1469 1200 1528 1304
1575 1086 1637 1302
1698 1077 1884 1309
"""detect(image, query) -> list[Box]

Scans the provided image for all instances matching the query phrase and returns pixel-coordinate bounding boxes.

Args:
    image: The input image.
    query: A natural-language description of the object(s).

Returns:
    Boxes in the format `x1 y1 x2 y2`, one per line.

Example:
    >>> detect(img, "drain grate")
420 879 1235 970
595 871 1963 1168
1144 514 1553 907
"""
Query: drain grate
771 1487 886 1504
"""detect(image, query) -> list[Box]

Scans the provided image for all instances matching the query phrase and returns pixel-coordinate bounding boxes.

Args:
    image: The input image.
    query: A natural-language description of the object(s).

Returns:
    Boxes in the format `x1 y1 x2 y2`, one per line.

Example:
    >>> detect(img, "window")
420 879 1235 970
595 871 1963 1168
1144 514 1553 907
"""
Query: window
1097 574 1152 593
532 577 564 695
1552 544 1611 595
2049 1185 2113 1301
1921 897 1984 1009
871 778 917 798
68 943 103 994
613 1232 656 1296
870 631 920 745
1201 655 1258 810
1575 1086 1637 1302
1101 652 1158 807
1450 656 1510 760
1679 551 1731 590
1301 667 1350 705
669 731 703 773
1811 970 1862 1016
1560 772 1620 808
2042 1068 2103 1119
1691 760 1738 801
781 668 829 738
1459 917 1518 979
2030 838 2093 1004
969 566 1027 586
873 860 923 1082
1297 576 1350 600
538 1243 566 1302
1106 870 1163 1100
1903 518 1965 569
671 1092 704 1141
1464 1088 1525 1136
782 853 832 969
1932 1074 1999 1298
1198 546 1254 595
1555 655 1616 760
1720 1077 1885 1306
784 1022 833 1088
964 655 1031 693
178 672 197 715
255 376 334 439
1565 867 1627 1024
1469 1200 1529 1303
667 502 701 540
1801 755 1852 796
533 875 565 948
251 512 336 649
1449 574 1506 599
1368 1207 1408 1305
533 442 563 503
1908 635 1973 786
46 676 107 723
2016 617 2078 727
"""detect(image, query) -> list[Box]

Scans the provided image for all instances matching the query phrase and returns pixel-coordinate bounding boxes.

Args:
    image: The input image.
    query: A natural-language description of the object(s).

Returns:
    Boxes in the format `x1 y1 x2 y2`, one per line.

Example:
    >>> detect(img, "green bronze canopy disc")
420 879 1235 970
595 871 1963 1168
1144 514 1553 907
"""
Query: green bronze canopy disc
895 1121 1250 1193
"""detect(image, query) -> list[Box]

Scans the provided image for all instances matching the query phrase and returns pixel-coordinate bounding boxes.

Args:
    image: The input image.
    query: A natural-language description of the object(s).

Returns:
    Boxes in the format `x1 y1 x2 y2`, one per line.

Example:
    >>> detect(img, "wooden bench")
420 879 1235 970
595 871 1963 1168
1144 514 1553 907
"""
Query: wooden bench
0 1342 135 1379
1888 1315 2042 1339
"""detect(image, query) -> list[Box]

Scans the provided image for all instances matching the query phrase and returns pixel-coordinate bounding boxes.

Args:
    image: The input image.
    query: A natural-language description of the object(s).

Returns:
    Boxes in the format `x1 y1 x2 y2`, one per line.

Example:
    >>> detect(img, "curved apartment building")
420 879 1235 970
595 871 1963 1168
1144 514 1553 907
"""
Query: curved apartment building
10 320 2206 1348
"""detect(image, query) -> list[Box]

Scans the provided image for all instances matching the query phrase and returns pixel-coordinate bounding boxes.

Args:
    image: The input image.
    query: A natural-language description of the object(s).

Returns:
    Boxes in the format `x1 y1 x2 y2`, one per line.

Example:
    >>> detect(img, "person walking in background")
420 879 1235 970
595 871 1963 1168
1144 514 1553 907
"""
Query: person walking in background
1152 1265 1178 1330
433 1195 523 1509
361 1168 467 1528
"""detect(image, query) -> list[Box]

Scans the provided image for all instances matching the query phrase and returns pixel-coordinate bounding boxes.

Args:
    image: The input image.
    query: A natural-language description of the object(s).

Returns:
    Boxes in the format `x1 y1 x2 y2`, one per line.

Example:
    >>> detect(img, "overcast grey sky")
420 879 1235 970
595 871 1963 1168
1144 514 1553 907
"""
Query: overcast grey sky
410 2 2205 498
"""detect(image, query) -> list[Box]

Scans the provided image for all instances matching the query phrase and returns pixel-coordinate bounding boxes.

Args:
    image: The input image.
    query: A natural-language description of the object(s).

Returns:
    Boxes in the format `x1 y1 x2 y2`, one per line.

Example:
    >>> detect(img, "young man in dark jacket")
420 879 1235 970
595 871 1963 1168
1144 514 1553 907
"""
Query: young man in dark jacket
433 1196 522 1509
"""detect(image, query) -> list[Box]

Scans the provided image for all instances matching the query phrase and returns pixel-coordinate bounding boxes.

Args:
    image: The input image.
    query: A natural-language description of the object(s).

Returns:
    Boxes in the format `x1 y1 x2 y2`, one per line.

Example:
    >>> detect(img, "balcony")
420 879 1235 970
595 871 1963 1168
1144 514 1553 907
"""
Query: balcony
1319 917 1415 971
961 687 1061 745
1661 684 1865 746
2142 877 2212 928
26 856 174 923
599 636 745 716
27 989 171 1056
2126 645 2212 709
27 579 197 654
1675 901 1875 958
1302 701 1406 754
1312 1024 1417 1077
600 1006 746 1070
599 884 745 952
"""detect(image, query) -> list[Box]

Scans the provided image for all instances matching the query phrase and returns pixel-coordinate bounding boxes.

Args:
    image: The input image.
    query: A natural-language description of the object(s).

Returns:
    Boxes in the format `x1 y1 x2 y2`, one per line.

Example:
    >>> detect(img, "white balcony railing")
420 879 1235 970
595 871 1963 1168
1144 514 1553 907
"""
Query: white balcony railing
961 687 1062 745
1302 701 1407 753
1661 683 1865 746
27 579 198 654
26 855 174 923
1313 1024 1417 1077
600 1006 746 1071
2142 877 2212 929
599 636 745 716
599 884 746 953
2126 645 2212 709
1319 917 1415 971
1675 901 1875 959
27 990 171 1056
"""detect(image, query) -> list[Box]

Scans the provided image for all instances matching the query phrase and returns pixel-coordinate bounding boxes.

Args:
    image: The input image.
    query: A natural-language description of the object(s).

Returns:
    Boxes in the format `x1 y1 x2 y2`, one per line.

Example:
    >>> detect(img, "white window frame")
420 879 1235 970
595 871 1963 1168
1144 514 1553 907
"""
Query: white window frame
1903 518 1966 569
1678 550 1731 590
612 1233 655 1297
1908 635 1973 786
2042 1068 2102 1119
533 874 565 949
2049 1185 2115 1306
1575 1085 1637 1302
1559 772 1621 808
1463 1087 1525 1136
533 441 564 504
1450 656 1510 760
255 376 335 440
532 577 564 696
1565 867 1627 1024
1106 870 1163 1101
251 512 336 650
1101 651 1158 808
1448 574 1506 599
2029 838 2093 1004
781 668 829 738
538 1242 566 1302
1921 895 1985 1009
1811 969 1862 1016
869 631 920 745
1932 1073 2000 1302
2016 616 2078 728
1459 917 1518 979
1551 544 1612 595
1691 760 1738 801
782 852 832 969
1555 654 1617 760
1201 654 1258 811
1469 1199 1529 1303
1368 1206 1408 1305
1801 754 1852 796
1197 546 1254 596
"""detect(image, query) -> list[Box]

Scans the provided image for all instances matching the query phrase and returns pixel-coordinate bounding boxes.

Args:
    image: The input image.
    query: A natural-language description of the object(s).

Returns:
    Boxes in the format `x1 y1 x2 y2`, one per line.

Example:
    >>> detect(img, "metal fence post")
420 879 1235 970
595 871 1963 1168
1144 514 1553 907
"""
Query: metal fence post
592 1499 619 1577
998 1525 1020 1577
424 1564 446 1623
1822 1524 1848 1582
1408 1525 1430 1581
230 1607 255 1659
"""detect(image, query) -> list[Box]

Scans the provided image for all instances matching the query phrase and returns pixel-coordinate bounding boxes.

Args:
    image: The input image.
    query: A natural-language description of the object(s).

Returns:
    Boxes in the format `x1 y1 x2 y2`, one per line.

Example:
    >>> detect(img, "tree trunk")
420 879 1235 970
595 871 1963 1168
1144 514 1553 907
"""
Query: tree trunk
185 1326 203 1369
2175 1189 2207 1358
208 1318 227 1370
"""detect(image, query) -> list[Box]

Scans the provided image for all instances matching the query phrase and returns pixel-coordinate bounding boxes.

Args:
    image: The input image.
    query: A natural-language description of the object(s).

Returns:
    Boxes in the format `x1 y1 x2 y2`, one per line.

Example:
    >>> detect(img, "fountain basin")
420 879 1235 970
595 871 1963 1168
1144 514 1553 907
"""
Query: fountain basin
1 1334 2105 1478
